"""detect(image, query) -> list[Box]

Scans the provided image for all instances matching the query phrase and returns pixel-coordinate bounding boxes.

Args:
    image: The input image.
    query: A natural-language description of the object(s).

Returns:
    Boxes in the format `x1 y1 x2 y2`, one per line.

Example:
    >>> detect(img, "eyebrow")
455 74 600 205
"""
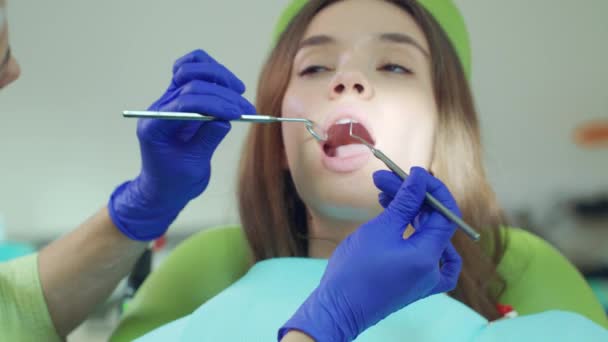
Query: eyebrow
298 35 335 49
298 32 429 58
378 33 429 57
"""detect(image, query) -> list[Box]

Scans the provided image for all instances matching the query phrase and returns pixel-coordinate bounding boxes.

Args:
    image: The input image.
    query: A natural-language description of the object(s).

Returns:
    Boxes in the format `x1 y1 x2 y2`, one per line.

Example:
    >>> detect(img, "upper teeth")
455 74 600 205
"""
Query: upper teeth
335 118 358 125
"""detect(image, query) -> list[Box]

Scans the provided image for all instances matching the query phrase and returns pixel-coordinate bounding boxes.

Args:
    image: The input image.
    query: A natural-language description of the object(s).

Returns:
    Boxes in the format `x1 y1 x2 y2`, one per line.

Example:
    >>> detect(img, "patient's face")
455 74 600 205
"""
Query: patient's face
280 0 438 223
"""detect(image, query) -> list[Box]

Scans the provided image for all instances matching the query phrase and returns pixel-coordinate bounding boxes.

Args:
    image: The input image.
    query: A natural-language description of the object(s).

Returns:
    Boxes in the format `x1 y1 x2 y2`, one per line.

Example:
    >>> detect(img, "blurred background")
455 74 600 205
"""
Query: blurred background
0 0 606 340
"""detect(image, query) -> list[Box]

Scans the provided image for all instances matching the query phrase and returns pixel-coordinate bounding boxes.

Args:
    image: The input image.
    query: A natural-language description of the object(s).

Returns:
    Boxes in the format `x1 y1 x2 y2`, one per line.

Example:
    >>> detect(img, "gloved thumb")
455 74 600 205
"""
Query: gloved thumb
189 120 232 156
375 167 429 226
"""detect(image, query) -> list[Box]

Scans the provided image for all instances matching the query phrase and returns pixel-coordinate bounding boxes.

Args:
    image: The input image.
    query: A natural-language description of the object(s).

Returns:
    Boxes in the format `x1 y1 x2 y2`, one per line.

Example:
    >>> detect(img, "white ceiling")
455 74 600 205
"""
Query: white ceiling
0 0 606 240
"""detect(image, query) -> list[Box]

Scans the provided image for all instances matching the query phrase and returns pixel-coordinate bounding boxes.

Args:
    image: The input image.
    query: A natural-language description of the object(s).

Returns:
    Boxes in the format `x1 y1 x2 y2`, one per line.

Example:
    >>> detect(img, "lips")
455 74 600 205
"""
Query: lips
319 112 376 173
323 119 375 157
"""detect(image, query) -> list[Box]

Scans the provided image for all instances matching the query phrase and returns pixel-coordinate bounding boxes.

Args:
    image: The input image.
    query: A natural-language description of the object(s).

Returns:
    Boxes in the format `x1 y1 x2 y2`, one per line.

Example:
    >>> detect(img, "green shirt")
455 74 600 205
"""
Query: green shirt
0 254 62 341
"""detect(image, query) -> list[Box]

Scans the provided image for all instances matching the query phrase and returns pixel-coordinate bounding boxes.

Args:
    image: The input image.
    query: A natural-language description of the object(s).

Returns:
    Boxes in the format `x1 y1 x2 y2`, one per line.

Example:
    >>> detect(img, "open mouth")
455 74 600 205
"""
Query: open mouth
323 119 375 157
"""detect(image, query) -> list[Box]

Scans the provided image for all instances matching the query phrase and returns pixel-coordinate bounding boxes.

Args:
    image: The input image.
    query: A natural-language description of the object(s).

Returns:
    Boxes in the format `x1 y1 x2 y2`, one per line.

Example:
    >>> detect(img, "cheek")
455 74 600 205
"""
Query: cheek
377 95 437 169
282 94 308 120
281 84 329 166
405 119 436 168
281 82 327 123
281 90 313 170
281 122 299 169
384 119 435 166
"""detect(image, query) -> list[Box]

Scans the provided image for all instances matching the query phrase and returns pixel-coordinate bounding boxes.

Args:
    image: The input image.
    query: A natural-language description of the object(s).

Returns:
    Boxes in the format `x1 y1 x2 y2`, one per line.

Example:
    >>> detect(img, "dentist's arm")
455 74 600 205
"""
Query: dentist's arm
38 208 146 338
281 330 315 342
37 49 256 338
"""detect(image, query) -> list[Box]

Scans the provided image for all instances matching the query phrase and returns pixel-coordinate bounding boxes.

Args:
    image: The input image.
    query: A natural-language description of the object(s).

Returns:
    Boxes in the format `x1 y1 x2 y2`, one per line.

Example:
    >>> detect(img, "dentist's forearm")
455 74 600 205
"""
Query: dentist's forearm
281 330 315 342
38 207 147 338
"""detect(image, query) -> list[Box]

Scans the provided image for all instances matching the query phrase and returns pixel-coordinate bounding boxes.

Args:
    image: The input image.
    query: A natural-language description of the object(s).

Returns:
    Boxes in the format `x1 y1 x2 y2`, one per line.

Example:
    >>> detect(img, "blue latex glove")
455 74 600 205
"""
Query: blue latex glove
108 49 256 241
279 167 463 342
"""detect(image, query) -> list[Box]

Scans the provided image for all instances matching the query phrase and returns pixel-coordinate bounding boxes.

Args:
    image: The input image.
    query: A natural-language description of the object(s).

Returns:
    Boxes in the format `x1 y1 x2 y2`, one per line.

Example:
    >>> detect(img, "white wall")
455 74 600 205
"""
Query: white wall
456 0 608 222
0 0 606 240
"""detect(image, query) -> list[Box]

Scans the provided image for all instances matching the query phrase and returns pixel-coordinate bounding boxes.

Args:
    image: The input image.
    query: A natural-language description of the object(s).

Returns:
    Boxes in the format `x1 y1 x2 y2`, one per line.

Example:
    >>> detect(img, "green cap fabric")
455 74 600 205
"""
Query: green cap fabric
272 0 471 78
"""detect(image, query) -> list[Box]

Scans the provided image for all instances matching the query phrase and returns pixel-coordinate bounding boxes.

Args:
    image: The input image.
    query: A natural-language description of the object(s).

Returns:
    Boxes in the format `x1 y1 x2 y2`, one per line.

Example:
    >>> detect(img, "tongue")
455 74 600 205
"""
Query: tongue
334 144 370 158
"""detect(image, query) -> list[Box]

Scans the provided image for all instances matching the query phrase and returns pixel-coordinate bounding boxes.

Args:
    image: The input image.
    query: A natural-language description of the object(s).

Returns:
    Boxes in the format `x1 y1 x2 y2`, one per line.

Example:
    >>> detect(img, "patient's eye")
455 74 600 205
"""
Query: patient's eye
378 63 412 74
299 65 331 76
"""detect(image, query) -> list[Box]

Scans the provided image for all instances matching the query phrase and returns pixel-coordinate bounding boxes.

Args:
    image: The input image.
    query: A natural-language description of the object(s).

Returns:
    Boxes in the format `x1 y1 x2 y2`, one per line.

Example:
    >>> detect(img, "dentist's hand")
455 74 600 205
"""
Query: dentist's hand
109 49 256 241
280 167 463 342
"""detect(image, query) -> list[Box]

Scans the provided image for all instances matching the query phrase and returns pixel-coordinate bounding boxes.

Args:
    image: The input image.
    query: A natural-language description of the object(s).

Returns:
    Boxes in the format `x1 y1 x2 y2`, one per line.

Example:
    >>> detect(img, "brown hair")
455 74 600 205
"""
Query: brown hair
238 0 508 320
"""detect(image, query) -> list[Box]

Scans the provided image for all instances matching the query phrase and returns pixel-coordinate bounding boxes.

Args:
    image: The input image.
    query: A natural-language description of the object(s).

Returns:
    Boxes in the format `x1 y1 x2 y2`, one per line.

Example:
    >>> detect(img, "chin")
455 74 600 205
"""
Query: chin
286 137 385 222
297 170 382 220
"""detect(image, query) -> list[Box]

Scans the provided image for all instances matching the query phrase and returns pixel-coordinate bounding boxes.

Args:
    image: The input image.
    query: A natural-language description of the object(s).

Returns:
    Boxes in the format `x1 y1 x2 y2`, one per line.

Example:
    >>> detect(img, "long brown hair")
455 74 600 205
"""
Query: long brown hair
238 0 508 320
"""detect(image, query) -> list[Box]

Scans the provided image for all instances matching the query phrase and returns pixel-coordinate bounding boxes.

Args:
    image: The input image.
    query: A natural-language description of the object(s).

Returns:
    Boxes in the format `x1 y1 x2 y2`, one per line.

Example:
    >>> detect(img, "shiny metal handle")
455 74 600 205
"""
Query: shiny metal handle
373 149 480 241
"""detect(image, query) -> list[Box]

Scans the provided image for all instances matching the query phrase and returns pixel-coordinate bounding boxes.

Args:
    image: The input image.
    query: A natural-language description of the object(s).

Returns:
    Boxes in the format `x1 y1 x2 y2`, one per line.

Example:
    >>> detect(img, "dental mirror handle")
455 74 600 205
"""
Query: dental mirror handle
123 111 281 123
372 149 481 242
122 111 326 141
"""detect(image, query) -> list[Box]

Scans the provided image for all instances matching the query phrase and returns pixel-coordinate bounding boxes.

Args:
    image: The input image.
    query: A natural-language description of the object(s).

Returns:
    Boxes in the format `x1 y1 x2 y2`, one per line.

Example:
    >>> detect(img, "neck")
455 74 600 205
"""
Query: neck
306 213 365 259
305 209 416 258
